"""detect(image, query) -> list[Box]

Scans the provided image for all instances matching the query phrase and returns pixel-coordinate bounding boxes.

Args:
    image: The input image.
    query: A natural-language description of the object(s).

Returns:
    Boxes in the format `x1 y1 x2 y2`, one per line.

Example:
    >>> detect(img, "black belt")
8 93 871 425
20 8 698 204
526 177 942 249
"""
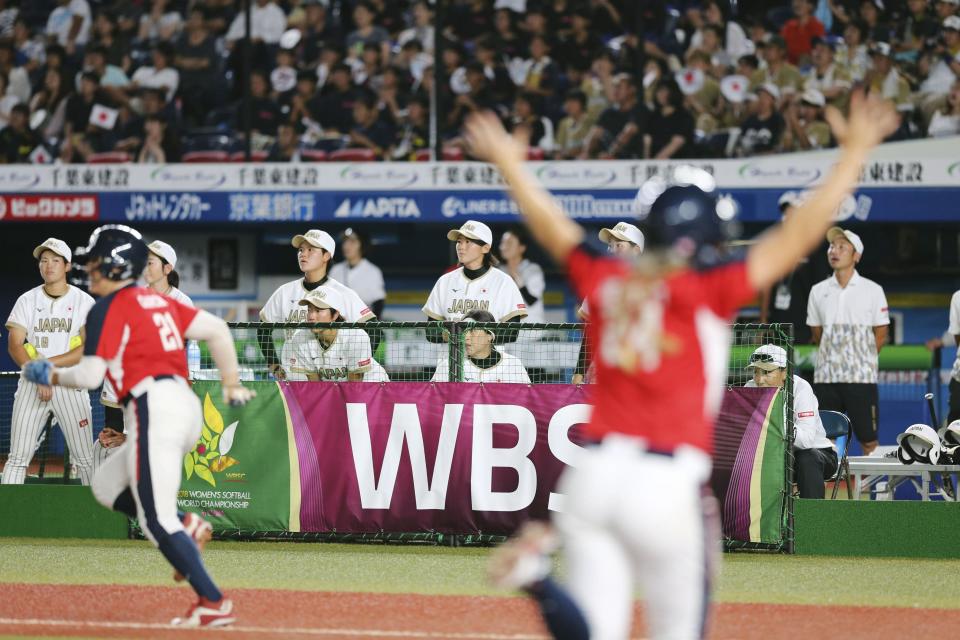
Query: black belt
120 375 178 406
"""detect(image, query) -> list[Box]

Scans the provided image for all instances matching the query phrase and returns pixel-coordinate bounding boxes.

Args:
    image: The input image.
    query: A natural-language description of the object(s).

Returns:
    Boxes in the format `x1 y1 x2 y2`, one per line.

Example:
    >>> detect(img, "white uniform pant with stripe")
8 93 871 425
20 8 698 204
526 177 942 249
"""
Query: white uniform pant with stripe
554 436 719 640
91 379 201 545
2 379 94 485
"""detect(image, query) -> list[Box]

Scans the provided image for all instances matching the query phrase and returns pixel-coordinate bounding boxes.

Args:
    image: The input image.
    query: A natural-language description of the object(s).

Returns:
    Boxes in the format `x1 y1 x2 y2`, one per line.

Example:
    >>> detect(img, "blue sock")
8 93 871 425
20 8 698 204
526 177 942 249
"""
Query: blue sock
157 530 223 602
112 488 137 518
527 576 590 640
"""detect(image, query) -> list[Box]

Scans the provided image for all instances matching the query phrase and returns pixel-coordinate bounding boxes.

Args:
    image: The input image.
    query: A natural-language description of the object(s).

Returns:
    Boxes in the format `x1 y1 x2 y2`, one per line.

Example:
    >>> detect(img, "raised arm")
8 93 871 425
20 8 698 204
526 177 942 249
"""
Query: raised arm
746 92 897 291
465 112 584 265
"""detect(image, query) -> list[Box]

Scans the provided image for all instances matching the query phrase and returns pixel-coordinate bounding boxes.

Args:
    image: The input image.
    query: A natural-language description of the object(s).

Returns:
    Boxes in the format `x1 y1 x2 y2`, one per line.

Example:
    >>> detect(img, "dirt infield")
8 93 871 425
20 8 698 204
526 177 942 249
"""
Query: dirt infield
2 583 958 639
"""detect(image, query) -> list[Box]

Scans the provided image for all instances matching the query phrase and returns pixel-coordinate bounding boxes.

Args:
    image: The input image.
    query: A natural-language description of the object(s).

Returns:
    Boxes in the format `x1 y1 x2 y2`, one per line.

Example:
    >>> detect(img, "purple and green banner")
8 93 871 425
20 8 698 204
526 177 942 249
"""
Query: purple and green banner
178 382 786 543
712 387 787 543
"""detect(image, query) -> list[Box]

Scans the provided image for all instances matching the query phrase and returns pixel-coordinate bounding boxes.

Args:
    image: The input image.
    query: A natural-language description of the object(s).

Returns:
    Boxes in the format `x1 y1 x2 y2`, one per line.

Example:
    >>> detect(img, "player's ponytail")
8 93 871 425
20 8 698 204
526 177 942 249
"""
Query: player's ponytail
167 269 180 288
483 252 500 268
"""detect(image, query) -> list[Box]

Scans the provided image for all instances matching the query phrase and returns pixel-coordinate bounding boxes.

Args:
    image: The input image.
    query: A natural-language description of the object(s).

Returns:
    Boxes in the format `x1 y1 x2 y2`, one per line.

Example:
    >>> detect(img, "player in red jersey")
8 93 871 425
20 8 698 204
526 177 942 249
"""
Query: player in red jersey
467 92 897 639
22 225 255 628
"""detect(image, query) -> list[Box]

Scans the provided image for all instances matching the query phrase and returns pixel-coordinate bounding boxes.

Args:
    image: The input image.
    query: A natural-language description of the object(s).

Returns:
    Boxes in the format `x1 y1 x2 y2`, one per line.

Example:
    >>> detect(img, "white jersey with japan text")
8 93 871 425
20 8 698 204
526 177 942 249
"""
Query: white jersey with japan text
284 328 379 381
423 267 528 322
6 285 94 357
431 351 531 383
261 277 374 332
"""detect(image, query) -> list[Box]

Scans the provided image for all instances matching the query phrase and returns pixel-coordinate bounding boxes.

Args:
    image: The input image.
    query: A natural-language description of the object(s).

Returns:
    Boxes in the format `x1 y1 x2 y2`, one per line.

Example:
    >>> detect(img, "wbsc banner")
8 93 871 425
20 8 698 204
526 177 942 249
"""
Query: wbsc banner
179 382 786 543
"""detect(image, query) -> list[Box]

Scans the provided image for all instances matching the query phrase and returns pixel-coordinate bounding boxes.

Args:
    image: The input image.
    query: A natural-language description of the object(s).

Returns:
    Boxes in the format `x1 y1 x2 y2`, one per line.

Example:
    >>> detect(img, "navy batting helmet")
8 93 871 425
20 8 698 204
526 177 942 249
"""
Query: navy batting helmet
634 166 740 269
76 224 148 282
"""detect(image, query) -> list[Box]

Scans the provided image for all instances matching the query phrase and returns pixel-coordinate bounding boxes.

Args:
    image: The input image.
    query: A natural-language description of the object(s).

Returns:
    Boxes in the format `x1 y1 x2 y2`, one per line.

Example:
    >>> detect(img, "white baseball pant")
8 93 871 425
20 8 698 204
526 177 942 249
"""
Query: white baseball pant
91 378 201 546
554 435 719 640
2 379 94 485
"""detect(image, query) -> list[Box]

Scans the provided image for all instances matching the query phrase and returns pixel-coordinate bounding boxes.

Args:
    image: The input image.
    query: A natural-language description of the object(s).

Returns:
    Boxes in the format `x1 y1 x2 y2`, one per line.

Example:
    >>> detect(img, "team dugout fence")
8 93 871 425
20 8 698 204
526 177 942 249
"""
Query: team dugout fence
0 322 809 552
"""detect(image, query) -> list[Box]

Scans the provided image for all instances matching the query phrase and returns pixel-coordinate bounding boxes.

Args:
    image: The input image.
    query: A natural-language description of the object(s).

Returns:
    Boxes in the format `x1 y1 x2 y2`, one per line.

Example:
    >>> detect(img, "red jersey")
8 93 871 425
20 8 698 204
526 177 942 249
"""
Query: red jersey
567 245 755 454
84 285 199 401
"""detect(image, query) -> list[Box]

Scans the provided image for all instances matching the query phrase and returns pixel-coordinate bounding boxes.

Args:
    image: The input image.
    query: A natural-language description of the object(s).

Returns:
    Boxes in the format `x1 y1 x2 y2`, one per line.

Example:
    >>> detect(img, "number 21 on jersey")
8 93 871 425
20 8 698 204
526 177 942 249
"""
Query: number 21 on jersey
153 312 184 351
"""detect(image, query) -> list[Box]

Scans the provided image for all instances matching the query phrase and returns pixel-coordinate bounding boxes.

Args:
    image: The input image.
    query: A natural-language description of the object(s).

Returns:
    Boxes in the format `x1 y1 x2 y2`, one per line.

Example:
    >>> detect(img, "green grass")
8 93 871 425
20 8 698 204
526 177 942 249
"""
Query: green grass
1 538 958 609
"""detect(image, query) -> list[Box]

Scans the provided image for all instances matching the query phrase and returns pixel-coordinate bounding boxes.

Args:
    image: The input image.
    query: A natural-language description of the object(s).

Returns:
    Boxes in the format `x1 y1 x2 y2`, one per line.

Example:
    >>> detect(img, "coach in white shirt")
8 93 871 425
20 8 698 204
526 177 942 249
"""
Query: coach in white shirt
807 227 889 455
746 344 837 499
498 225 545 324
329 228 386 319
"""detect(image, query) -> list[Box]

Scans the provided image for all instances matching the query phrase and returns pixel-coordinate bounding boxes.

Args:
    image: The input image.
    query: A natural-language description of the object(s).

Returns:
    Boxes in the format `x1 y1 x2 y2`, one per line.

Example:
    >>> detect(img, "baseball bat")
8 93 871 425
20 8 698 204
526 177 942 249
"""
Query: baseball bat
925 392 939 430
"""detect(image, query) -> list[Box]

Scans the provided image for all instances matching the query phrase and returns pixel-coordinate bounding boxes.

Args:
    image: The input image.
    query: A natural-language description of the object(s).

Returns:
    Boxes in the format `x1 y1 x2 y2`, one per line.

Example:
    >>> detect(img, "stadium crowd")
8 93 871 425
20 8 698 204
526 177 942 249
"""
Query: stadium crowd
0 0 956 163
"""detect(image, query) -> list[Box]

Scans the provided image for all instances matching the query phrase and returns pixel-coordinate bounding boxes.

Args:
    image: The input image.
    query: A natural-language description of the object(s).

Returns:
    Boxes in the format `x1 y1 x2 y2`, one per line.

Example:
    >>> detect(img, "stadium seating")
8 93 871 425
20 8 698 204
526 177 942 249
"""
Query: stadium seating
87 152 132 164
182 151 230 163
328 148 378 162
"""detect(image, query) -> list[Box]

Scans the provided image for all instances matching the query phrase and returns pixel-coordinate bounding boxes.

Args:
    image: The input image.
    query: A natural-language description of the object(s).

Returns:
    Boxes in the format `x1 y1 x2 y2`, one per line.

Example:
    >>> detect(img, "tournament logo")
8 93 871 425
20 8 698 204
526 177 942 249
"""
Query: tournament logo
183 393 240 487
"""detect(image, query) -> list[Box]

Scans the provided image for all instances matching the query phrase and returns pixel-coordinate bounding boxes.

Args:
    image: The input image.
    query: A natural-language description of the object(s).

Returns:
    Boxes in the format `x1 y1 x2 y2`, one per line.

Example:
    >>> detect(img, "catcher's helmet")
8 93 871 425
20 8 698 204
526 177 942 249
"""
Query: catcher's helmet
634 166 740 269
75 224 148 282
896 423 941 465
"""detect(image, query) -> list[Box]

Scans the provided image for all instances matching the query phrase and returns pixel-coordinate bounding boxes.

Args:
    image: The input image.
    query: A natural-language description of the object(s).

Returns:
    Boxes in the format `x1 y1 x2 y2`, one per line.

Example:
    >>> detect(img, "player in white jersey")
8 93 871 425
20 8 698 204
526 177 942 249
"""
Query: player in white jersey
284 287 388 382
329 228 386 319
423 220 527 351
431 310 531 383
259 229 376 380
572 222 644 384
95 240 196 470
2 238 95 485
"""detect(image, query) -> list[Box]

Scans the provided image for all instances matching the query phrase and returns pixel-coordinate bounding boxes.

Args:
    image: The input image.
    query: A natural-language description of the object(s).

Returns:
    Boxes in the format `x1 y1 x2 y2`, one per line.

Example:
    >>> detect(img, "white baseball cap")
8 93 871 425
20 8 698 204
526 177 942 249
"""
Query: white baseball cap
757 82 781 101
447 220 493 246
599 222 645 250
944 15 960 31
827 226 864 256
746 344 787 371
298 286 346 315
800 88 826 107
32 237 71 262
147 240 177 269
292 229 336 256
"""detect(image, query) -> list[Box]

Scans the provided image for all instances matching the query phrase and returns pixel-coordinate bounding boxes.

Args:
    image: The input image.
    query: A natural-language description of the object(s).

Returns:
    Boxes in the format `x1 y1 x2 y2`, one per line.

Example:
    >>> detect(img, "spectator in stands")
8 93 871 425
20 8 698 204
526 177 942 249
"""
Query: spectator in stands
859 0 895 43
474 35 515 106
804 37 852 111
376 66 410 127
753 35 803 103
782 88 832 151
61 70 103 161
348 89 394 158
236 69 282 140
138 0 183 44
645 80 694 159
225 0 285 48
431 309 531 384
781 0 825 65
558 8 603 73
447 0 494 43
136 112 179 162
554 90 595 159
391 93 428 159
681 49 723 132
0 103 39 162
699 0 754 64
352 41 385 89
91 11 130 73
300 0 343 69
271 47 298 99
509 91 553 153
588 0 623 35
928 78 960 135
289 70 321 129
198 0 232 36
865 42 913 114
347 2 390 63
491 7 522 59
129 42 178 104
445 61 497 137
12 18 45 79
29 67 71 140
0 41 28 104
330 227 386 319
498 225 545 325
78 45 128 104
808 227 889 456
314 42 345 91
266 121 301 161
735 83 784 156
837 21 870 82
175 7 221 127
545 0 576 38
315 62 356 134
521 35 559 103
110 102 145 155
0 0 15 40
898 0 941 57
746 344 837 499
45 0 92 56
936 0 960 20
580 72 648 159
398 0 434 54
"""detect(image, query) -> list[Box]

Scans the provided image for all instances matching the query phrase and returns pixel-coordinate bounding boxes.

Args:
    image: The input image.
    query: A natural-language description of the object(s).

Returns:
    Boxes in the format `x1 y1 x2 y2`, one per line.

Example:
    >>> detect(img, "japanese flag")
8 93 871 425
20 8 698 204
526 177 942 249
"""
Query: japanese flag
89 104 118 130
28 145 52 164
